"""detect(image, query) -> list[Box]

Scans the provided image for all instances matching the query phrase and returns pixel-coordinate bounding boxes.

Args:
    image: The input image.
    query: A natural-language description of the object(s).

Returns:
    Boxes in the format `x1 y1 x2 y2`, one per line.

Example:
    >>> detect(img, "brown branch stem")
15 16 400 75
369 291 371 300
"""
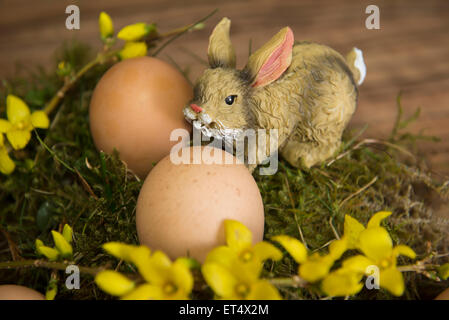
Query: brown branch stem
43 13 215 116
397 264 440 273
43 50 119 115
269 275 308 288
0 259 103 276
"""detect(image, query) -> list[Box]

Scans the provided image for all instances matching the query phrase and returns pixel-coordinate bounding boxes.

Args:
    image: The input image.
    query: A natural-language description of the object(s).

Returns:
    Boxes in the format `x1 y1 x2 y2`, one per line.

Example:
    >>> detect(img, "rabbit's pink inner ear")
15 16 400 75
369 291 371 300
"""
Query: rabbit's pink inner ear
252 28 294 88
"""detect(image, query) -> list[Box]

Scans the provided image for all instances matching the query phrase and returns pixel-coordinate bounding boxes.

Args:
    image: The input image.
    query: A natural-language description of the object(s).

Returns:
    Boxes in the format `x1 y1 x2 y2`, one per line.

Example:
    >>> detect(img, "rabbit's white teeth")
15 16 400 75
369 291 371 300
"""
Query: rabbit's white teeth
199 113 212 125
190 118 242 141
221 128 243 140
183 108 197 121
213 120 243 140
192 120 212 137
202 127 212 138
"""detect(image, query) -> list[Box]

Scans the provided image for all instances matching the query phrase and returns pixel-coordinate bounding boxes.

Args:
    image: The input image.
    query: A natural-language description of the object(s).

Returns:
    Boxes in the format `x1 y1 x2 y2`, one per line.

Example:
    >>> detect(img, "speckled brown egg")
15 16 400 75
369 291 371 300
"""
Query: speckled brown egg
136 146 265 263
0 285 44 300
89 56 192 178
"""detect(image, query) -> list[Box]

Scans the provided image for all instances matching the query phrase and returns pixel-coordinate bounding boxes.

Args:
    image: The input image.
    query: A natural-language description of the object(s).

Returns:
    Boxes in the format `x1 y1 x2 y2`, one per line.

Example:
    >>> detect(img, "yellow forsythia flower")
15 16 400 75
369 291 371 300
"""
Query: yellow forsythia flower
202 261 281 300
117 23 155 41
272 235 347 283
321 212 416 297
343 211 392 249
51 230 73 258
129 250 193 300
0 134 15 174
95 270 135 296
99 11 114 39
0 95 49 150
118 42 148 60
343 228 415 296
205 220 282 276
99 243 194 300
201 220 281 300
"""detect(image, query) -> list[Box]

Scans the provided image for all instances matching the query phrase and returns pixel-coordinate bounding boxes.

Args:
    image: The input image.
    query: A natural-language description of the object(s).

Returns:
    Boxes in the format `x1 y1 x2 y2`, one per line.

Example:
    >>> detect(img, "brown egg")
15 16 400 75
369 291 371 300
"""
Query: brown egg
136 146 264 262
0 285 44 300
89 56 193 178
435 287 449 300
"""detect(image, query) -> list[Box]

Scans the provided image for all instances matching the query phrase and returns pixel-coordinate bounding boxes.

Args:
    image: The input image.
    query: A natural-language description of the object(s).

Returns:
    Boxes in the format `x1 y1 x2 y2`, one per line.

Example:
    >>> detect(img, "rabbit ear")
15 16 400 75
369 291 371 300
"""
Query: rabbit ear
208 17 236 68
244 27 294 87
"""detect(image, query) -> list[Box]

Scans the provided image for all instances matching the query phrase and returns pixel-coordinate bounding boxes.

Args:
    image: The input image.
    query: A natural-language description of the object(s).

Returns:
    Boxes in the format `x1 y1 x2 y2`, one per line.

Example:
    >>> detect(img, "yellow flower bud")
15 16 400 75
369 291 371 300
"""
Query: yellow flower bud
99 12 114 39
35 239 44 248
176 257 201 270
439 263 449 280
58 61 65 71
117 23 155 41
57 61 72 77
192 22 205 31
119 42 148 60
24 159 35 170
62 224 73 244
51 230 73 258
45 286 57 300
36 242 60 261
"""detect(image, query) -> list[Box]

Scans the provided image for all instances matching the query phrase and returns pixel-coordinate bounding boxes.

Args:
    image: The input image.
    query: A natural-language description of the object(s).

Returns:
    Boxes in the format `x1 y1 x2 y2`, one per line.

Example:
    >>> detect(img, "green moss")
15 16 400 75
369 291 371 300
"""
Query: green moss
0 42 448 300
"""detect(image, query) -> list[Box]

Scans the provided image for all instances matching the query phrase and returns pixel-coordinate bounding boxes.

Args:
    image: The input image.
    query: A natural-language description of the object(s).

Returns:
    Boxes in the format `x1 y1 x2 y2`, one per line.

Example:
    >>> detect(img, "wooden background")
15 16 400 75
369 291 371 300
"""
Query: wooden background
1 0 448 175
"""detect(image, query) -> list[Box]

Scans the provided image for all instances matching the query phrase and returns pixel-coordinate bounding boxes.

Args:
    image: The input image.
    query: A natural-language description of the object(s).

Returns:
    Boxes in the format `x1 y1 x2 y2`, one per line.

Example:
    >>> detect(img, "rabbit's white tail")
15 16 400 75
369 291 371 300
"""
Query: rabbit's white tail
346 47 366 86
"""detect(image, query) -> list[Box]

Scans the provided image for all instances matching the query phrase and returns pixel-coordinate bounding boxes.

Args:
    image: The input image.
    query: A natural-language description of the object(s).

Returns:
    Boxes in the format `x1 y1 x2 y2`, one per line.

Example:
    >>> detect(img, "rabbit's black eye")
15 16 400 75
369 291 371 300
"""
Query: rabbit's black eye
225 95 237 105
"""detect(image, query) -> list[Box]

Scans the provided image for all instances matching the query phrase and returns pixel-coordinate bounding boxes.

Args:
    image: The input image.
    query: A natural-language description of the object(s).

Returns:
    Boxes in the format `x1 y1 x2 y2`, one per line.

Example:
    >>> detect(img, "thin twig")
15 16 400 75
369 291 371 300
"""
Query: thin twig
0 259 103 276
0 227 22 261
152 9 218 57
42 15 213 117
75 168 98 199
34 130 75 173
329 217 340 240
43 50 118 115
269 275 307 288
338 176 378 209
326 138 415 167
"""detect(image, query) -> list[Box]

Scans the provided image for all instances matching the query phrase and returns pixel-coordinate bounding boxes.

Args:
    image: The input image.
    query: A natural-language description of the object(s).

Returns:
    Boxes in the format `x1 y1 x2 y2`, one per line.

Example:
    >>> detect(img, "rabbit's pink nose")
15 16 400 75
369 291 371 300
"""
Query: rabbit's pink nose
190 104 203 113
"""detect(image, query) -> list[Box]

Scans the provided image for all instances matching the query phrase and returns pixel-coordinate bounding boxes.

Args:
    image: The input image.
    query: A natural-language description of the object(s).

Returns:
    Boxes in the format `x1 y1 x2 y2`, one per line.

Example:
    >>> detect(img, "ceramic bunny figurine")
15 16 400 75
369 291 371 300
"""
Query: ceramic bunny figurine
183 17 366 170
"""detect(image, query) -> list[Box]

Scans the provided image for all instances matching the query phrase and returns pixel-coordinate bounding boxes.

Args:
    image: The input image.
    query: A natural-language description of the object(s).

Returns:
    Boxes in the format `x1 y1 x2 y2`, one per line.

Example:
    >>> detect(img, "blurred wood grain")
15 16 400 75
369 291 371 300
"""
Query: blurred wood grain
1 0 449 176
